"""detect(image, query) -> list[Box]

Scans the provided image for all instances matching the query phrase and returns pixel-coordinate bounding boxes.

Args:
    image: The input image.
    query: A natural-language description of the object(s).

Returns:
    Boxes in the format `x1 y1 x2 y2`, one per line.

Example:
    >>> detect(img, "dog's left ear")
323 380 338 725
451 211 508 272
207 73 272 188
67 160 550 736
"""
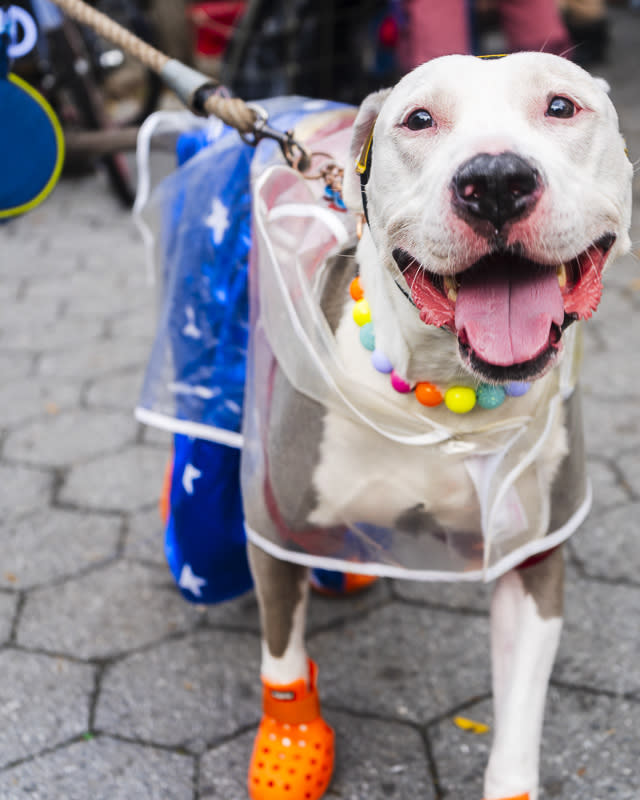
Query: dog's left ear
593 76 611 94
343 88 392 213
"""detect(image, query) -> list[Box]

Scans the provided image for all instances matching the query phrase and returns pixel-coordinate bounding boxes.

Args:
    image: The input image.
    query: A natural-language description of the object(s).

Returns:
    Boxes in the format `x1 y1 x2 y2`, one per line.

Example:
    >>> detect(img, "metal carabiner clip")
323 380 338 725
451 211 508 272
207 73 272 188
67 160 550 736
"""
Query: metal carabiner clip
241 103 311 172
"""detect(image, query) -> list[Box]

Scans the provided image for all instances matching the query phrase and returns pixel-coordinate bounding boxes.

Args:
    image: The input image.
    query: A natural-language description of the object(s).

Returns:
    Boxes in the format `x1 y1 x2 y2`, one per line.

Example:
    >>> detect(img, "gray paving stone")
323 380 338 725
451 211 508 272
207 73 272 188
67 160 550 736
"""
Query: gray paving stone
429 697 490 799
125 507 167 566
581 344 639 400
618 449 640 498
0 314 104 353
0 650 94 769
109 306 157 341
199 710 435 800
0 351 35 382
570 503 640 584
141 423 174 448
27 275 151 319
37 338 151 380
0 736 194 800
95 629 260 748
311 602 491 723
0 379 81 429
24 271 144 303
391 575 491 613
584 457 630 513
430 689 640 800
556 575 640 696
0 509 121 590
16 561 201 659
582 395 640 460
85 370 144 411
0 245 57 282
0 464 52 521
0 298 60 335
4 409 136 468
307 578 393 633
0 593 17 645
60 445 166 512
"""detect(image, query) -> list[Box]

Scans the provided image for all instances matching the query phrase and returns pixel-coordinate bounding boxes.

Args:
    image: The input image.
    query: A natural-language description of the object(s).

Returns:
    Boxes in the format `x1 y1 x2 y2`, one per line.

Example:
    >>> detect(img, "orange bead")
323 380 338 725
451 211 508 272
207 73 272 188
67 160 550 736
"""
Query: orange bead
415 382 443 407
349 276 364 301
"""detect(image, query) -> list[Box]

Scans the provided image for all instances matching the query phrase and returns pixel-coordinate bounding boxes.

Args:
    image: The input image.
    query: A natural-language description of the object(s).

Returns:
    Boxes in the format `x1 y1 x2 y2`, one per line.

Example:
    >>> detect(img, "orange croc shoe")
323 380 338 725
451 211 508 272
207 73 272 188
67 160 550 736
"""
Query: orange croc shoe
248 660 334 800
483 795 530 800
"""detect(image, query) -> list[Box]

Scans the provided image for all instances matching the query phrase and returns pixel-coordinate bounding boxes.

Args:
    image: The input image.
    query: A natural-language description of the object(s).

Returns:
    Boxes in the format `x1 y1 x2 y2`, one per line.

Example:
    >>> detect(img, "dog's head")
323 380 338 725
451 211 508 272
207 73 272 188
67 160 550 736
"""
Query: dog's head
343 53 633 384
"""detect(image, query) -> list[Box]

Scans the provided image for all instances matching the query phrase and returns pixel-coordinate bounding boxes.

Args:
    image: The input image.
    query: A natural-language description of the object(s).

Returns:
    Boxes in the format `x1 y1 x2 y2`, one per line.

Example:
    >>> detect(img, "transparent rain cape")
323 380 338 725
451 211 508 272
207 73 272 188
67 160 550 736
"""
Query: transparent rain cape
136 100 590 583
241 113 590 583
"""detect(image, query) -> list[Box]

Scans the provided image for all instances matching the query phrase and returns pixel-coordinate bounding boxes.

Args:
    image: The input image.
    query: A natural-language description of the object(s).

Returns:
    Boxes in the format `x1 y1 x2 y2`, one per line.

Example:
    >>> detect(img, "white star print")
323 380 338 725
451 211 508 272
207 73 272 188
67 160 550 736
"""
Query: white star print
205 197 230 245
182 463 202 495
178 563 207 598
182 306 202 339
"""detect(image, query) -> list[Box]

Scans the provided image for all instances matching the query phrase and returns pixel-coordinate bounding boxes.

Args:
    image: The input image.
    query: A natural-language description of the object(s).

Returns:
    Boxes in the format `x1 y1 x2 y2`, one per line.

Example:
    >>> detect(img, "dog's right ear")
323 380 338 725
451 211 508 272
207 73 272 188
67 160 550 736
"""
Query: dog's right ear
342 88 392 213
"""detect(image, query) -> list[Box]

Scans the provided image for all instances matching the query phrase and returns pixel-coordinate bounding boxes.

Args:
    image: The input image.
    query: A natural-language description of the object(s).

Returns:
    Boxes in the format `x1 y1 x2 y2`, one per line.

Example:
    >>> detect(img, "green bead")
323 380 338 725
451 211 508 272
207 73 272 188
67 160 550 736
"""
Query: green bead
477 383 506 409
359 322 376 351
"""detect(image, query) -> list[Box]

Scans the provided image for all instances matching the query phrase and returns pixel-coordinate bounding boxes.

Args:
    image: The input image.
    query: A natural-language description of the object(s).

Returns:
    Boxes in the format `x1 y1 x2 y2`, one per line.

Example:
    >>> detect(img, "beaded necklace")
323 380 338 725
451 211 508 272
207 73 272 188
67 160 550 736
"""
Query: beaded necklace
349 276 530 414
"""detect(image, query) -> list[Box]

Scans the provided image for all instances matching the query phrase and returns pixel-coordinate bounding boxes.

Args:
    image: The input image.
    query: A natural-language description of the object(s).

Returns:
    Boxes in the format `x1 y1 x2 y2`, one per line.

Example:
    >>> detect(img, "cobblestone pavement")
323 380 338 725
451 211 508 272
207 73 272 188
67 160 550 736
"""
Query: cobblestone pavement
1 9 640 800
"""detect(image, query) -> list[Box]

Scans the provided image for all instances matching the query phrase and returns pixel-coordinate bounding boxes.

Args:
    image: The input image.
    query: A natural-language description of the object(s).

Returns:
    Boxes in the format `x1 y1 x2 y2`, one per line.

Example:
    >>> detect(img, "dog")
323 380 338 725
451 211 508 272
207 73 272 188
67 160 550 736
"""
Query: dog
240 52 632 800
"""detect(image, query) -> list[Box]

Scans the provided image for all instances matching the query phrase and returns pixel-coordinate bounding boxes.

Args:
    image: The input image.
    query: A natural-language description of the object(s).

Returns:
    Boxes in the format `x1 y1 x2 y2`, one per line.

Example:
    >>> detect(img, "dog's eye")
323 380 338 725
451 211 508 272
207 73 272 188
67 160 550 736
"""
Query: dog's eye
546 96 576 118
405 109 434 130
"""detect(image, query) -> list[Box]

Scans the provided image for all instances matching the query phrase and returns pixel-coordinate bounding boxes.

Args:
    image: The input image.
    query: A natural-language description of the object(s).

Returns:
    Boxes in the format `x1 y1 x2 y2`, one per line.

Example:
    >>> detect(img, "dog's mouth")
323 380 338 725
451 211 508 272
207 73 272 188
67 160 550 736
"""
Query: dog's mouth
393 234 615 381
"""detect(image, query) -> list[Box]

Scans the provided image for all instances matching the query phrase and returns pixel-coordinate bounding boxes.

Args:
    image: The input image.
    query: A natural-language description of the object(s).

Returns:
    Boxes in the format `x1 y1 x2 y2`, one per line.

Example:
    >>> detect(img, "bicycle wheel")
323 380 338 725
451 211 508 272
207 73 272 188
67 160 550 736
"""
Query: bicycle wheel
83 0 163 127
47 16 137 206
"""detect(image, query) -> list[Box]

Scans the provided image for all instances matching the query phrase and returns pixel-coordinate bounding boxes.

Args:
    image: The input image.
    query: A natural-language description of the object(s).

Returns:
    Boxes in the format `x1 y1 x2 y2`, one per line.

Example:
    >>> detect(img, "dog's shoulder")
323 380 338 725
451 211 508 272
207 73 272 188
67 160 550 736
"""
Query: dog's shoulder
264 247 358 530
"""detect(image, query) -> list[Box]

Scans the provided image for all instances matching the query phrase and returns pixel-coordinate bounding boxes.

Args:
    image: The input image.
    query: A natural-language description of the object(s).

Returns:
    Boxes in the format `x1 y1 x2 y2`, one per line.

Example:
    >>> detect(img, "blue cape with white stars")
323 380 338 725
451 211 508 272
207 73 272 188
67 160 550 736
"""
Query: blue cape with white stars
137 98 352 603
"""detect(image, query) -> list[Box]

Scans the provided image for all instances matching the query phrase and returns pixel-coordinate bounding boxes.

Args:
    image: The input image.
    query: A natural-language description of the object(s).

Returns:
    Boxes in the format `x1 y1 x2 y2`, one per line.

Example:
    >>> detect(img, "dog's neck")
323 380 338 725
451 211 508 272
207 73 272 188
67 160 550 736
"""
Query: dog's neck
356 229 469 386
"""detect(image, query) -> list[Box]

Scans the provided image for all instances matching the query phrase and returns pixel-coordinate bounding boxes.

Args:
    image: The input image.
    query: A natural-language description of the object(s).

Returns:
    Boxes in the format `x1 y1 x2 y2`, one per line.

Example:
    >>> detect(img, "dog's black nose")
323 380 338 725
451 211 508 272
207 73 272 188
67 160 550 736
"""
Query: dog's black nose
452 152 540 232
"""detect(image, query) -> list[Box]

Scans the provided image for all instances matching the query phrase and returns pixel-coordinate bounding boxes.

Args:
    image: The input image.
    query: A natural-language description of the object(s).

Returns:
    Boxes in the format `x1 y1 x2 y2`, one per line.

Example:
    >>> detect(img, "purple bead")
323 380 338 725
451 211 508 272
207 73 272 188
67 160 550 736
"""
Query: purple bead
505 381 531 397
371 349 393 374
390 370 412 393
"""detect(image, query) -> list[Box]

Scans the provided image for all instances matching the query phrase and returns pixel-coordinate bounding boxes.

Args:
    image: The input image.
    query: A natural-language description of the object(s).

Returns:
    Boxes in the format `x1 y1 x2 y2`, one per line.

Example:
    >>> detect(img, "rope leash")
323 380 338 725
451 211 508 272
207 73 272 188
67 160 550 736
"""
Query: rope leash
47 0 311 170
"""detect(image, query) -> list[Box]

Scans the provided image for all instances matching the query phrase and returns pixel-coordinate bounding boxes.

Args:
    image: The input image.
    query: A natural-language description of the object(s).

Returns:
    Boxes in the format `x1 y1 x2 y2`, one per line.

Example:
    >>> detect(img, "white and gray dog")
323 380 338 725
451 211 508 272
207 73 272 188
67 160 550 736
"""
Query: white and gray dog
242 53 632 800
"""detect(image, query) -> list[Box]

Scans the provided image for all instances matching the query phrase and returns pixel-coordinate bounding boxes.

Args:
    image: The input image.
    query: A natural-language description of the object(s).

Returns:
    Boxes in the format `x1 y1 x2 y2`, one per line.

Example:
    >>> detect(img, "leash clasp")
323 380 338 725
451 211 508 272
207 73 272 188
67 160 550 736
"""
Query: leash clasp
241 103 311 172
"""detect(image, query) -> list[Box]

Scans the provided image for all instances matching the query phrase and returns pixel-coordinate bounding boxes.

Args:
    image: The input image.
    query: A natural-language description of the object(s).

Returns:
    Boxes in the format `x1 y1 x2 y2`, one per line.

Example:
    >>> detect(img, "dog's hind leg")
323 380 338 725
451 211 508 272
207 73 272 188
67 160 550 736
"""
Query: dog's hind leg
247 542 334 800
484 546 564 800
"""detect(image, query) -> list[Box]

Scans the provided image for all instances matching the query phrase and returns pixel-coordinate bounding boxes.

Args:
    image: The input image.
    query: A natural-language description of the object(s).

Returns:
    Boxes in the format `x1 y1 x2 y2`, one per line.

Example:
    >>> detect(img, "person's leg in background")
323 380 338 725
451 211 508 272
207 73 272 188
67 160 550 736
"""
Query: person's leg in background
400 0 471 72
558 0 609 66
498 0 573 56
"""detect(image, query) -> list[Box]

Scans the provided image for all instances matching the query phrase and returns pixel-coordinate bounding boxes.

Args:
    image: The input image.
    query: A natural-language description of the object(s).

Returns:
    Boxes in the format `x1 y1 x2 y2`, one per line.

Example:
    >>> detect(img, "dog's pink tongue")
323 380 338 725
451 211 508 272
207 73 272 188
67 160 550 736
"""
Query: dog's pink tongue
455 260 565 366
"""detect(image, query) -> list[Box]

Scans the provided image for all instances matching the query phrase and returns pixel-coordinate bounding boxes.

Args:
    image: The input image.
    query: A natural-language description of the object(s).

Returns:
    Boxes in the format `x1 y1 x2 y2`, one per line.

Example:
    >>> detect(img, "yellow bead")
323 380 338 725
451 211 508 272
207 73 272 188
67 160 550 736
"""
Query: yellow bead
352 299 371 326
444 385 476 414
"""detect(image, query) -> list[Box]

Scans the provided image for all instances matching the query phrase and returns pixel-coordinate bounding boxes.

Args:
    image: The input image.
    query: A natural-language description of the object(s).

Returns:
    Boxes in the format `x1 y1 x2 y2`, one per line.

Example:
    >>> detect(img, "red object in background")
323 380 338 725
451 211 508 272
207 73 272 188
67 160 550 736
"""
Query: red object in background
187 2 246 57
378 14 399 49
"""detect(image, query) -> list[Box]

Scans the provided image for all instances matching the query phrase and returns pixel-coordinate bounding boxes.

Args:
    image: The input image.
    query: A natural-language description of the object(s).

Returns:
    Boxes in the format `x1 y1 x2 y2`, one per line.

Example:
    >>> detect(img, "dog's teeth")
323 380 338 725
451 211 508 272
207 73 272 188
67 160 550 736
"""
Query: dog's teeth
557 263 567 289
444 275 458 302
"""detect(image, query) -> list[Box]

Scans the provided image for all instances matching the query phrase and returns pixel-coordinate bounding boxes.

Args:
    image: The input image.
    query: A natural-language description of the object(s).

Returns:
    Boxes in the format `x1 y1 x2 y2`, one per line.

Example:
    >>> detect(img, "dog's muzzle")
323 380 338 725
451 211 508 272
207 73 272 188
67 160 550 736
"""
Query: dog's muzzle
452 152 541 235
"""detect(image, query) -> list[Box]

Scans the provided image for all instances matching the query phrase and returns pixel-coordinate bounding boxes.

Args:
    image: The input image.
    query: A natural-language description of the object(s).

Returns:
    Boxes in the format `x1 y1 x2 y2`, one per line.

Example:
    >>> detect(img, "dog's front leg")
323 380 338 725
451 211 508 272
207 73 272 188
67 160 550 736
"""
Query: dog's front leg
484 547 564 800
247 543 334 800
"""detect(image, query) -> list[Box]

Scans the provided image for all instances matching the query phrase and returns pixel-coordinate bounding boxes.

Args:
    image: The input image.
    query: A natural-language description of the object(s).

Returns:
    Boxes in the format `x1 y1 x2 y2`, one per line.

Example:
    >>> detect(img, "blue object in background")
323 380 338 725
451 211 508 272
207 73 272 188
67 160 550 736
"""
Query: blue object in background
0 7 64 220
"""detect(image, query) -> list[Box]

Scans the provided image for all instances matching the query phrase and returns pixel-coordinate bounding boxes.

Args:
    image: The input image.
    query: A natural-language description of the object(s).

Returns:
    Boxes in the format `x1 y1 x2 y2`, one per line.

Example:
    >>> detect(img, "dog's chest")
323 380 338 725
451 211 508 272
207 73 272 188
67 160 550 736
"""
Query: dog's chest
308 302 482 532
